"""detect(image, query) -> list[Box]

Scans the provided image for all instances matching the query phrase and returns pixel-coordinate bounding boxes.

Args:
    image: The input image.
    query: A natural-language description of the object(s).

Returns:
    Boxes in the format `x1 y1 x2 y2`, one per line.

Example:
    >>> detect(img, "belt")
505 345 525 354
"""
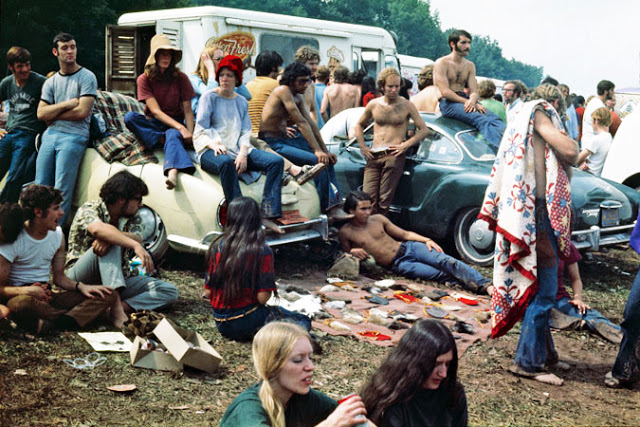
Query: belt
391 242 408 264
212 305 259 322
258 131 284 140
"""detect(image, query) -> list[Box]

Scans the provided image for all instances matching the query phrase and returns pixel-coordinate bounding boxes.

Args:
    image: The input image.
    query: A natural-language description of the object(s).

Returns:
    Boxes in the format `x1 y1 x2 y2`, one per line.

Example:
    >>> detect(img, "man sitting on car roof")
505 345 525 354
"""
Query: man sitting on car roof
65 171 178 328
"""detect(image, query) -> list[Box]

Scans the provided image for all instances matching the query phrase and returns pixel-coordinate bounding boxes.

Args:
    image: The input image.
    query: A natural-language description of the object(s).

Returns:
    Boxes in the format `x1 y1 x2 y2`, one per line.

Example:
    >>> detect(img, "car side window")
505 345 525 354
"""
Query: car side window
414 131 462 163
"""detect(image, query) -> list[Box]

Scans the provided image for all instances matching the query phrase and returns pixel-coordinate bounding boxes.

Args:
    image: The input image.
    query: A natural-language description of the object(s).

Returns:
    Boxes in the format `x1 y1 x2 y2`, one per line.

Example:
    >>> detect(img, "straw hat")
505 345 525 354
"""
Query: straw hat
145 34 182 67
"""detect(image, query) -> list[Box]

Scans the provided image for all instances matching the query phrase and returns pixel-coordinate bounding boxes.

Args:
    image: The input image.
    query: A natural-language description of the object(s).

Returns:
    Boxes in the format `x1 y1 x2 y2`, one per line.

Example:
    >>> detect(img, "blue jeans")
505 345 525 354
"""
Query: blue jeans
264 134 341 212
515 204 558 372
124 112 194 174
552 297 621 335
35 128 87 226
212 304 312 342
390 241 490 292
0 129 38 203
612 267 640 381
439 98 506 148
200 149 284 218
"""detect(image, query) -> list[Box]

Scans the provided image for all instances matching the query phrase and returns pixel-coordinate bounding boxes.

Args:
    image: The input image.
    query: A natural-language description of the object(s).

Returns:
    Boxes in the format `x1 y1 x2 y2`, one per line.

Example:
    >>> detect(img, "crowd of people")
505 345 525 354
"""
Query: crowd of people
0 25 638 426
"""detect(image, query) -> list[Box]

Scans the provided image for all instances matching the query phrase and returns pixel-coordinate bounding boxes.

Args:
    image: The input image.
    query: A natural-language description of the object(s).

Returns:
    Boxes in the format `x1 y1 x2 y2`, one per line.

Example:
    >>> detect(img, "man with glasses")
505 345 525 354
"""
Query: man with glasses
65 170 178 328
260 62 347 221
502 80 524 124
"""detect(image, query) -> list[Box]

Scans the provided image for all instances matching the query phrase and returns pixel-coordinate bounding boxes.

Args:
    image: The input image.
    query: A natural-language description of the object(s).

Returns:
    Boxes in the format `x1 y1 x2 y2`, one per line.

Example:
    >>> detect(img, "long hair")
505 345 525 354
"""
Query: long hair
252 322 312 427
192 45 222 85
206 197 266 307
361 76 376 104
360 319 460 425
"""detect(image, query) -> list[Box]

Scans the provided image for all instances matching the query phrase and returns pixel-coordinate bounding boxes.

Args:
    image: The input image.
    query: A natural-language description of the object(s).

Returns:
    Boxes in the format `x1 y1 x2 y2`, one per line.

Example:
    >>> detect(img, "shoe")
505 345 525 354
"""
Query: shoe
296 163 326 186
604 371 624 388
282 172 293 186
593 322 623 344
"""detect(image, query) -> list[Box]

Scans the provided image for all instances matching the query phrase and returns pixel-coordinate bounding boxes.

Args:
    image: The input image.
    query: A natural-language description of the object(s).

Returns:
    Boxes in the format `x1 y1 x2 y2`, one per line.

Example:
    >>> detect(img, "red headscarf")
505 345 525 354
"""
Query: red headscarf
216 55 243 87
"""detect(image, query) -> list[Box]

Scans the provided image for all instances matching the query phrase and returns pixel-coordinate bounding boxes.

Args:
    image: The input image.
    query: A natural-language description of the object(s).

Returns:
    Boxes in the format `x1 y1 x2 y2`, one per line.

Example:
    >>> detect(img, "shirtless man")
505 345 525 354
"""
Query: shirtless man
339 191 490 294
410 64 441 113
354 67 428 216
434 29 505 147
320 66 359 123
260 62 345 219
294 45 320 124
480 84 579 386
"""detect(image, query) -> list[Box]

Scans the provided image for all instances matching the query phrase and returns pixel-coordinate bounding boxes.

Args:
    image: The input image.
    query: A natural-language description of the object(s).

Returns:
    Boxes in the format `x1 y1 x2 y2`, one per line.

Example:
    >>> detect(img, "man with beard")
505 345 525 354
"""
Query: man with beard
260 62 347 220
294 45 321 124
503 80 524 124
434 29 505 147
581 80 615 146
65 171 178 328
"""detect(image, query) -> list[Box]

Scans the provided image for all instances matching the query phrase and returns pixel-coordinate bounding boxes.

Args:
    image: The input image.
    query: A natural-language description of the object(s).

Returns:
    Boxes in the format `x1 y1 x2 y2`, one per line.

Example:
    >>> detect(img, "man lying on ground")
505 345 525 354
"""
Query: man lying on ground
0 185 115 334
338 190 491 295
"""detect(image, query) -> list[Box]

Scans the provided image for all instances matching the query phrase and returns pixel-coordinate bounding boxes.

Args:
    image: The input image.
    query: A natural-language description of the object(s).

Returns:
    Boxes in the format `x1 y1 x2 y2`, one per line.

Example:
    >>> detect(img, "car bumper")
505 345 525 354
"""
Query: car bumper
166 215 329 254
572 221 637 251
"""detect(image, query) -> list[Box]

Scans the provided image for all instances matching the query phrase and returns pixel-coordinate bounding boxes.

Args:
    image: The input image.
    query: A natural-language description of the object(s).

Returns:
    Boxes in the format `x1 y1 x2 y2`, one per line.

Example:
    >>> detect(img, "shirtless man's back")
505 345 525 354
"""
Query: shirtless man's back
320 66 359 122
411 86 441 113
354 68 428 215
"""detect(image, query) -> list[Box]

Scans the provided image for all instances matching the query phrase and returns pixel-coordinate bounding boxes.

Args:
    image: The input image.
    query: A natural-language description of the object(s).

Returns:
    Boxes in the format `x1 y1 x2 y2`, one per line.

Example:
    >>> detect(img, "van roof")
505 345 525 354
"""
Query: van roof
118 5 396 46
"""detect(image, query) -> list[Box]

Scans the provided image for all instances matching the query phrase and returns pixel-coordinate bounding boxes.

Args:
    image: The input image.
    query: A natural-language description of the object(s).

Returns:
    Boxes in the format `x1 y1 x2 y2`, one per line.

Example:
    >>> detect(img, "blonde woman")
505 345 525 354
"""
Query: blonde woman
221 322 369 427
189 45 251 114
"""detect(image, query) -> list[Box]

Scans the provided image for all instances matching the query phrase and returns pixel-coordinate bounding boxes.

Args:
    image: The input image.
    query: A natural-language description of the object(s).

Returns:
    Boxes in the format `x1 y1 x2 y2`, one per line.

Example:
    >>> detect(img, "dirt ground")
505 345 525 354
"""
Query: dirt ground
1 244 639 426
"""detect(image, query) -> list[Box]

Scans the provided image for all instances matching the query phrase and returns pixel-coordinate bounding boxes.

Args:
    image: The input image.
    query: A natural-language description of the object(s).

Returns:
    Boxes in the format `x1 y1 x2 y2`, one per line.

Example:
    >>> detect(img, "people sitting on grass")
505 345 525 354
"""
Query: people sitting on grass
338 191 491 295
193 55 285 233
124 34 195 190
549 242 622 343
361 319 468 426
0 185 116 334
203 197 311 341
65 170 178 329
221 321 370 427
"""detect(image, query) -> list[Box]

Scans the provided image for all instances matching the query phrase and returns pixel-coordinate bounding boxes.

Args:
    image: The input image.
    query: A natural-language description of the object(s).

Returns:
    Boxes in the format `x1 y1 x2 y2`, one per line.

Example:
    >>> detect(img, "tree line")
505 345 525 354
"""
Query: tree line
1 0 542 88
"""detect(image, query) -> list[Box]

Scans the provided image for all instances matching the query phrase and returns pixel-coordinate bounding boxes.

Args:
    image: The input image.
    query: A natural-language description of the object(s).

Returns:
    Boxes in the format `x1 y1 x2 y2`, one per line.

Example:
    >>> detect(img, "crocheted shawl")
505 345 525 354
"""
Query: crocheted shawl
479 100 572 338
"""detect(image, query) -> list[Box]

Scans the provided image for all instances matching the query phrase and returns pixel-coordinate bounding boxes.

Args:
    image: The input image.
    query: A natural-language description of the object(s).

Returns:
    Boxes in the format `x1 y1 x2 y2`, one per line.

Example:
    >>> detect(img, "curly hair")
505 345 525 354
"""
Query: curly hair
376 67 401 92
531 83 566 114
0 203 24 243
294 45 320 63
360 319 461 425
19 185 62 221
280 62 311 86
99 170 149 206
592 107 612 128
332 66 349 84
478 79 496 99
417 65 434 91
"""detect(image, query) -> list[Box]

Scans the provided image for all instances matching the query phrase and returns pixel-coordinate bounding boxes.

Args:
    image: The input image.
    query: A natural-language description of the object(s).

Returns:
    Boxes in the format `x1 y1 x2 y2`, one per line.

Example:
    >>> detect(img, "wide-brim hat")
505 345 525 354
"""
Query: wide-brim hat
216 55 243 87
145 34 182 67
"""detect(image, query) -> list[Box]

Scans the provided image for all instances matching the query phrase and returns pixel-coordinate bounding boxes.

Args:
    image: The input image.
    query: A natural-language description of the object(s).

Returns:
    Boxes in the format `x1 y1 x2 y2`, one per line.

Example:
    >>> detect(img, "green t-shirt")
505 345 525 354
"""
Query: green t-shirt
221 383 337 427
480 98 506 123
0 72 46 133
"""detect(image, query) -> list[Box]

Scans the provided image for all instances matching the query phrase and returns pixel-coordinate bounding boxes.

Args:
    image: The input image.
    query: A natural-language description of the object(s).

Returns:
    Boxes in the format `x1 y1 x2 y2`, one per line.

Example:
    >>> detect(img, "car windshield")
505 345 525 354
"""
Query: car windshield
456 130 497 161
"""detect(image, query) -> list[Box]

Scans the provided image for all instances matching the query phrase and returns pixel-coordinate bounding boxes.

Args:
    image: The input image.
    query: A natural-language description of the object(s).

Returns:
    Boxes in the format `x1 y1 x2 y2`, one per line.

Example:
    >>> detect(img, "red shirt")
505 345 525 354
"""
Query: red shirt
575 106 585 142
609 111 622 137
362 92 376 107
137 71 194 121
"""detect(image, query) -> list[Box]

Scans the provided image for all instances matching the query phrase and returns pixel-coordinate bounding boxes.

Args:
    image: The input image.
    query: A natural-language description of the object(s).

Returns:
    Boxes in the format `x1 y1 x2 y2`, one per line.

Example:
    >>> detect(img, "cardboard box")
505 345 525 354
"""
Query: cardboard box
130 319 223 373
130 335 183 372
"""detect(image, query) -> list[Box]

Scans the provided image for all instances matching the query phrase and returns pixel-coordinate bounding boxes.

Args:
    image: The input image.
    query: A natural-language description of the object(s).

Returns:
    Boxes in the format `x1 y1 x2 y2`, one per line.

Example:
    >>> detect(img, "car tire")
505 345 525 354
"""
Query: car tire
137 206 169 261
454 207 495 266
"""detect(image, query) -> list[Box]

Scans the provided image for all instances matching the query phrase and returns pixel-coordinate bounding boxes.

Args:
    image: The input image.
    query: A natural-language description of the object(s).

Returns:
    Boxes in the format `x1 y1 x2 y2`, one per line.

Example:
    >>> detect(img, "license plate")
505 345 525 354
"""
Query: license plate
601 208 619 227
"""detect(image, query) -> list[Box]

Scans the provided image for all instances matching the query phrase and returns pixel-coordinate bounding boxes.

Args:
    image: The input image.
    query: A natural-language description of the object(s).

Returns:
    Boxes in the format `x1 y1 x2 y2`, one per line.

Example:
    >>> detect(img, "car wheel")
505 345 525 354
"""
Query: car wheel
454 207 495 266
137 206 169 261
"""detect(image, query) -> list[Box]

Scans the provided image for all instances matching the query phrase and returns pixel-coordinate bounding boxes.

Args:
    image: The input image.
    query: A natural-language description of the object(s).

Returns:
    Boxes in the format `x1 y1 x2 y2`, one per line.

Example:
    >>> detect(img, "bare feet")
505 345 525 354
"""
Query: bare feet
262 218 285 234
486 285 494 296
108 293 129 329
166 169 178 190
288 164 302 176
509 364 564 386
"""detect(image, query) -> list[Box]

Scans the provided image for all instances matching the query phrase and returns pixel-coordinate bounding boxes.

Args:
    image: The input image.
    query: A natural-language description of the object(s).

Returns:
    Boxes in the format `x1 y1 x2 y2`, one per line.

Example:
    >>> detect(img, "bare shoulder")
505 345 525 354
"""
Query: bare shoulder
338 223 354 239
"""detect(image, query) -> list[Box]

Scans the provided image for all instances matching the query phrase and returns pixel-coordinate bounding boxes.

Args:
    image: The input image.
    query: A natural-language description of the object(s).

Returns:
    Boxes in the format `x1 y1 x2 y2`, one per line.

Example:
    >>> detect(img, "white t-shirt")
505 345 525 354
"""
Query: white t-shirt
320 107 365 146
581 97 605 145
0 227 63 286
583 132 613 176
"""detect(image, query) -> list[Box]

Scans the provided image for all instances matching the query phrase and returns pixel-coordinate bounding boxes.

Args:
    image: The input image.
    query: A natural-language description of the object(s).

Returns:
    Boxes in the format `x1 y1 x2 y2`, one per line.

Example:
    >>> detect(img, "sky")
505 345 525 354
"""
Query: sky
427 0 640 96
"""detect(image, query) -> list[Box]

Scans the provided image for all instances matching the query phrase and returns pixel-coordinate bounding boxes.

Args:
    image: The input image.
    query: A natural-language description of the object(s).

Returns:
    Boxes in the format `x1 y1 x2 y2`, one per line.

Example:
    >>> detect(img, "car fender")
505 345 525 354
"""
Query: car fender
601 109 640 188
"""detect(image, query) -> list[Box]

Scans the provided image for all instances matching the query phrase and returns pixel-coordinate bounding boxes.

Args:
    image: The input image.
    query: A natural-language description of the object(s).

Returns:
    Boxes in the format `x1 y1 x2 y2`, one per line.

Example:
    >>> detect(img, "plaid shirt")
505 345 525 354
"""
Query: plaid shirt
66 200 144 279
93 90 158 166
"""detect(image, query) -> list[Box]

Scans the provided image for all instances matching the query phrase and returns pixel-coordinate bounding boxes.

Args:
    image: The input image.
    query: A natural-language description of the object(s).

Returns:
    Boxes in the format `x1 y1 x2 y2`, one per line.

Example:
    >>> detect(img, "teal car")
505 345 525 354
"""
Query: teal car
329 112 640 266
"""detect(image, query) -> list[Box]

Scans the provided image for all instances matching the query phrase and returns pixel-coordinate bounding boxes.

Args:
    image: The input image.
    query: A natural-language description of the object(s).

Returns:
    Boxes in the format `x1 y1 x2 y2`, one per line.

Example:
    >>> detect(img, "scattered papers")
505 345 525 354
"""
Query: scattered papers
78 332 132 352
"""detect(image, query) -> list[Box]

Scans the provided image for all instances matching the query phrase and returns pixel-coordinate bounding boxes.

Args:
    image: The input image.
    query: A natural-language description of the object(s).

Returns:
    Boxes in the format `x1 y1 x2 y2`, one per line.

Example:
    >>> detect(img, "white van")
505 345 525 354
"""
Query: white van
106 5 399 95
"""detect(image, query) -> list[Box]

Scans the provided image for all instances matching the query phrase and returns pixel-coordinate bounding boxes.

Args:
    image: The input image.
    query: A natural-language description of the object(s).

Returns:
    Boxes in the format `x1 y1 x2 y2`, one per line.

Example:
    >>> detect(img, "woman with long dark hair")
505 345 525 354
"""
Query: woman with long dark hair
360 76 377 107
203 197 310 341
361 319 468 426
